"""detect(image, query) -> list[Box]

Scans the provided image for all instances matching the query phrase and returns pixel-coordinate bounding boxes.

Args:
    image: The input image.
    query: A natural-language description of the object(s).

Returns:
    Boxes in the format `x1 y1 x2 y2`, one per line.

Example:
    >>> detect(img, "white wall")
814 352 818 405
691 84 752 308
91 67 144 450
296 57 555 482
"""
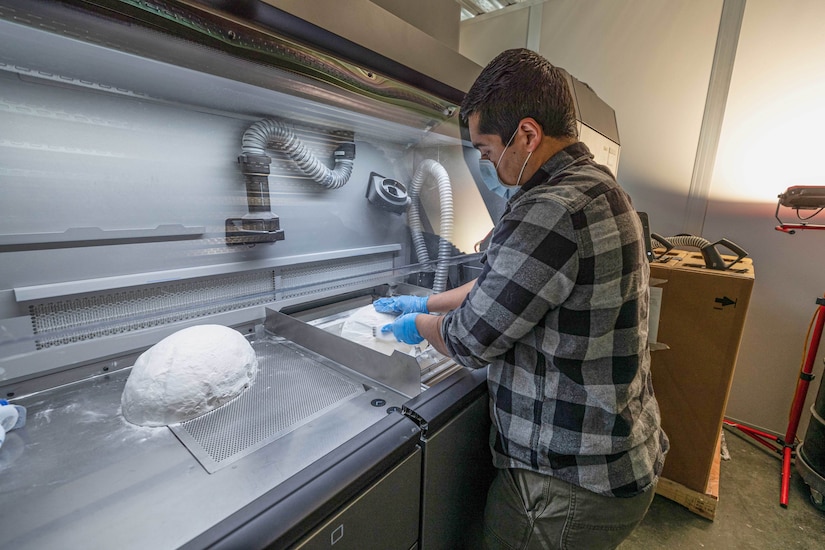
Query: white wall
459 0 825 437
539 0 724 238
704 0 825 436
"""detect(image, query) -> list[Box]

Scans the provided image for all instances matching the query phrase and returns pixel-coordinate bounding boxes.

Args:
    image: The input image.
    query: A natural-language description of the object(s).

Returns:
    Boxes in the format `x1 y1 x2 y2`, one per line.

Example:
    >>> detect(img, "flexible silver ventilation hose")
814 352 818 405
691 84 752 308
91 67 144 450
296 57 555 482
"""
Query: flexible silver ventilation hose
408 159 454 293
242 119 354 189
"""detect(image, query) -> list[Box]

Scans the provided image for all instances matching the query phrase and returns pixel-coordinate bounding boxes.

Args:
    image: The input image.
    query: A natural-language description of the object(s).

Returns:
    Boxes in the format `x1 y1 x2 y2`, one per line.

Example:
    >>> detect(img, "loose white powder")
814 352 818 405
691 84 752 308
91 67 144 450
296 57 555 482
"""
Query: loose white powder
339 305 424 356
121 325 258 427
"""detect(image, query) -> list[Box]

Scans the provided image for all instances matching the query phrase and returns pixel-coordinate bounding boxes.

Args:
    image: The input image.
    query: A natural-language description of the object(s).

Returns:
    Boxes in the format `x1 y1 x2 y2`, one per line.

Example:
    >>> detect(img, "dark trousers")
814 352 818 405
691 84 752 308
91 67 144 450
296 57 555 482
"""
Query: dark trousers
482 468 657 550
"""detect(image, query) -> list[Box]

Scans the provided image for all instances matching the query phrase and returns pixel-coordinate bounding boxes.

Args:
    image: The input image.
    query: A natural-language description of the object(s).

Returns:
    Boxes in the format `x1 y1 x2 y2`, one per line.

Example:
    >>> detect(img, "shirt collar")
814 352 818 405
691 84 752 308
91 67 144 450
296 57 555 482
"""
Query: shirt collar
518 141 592 195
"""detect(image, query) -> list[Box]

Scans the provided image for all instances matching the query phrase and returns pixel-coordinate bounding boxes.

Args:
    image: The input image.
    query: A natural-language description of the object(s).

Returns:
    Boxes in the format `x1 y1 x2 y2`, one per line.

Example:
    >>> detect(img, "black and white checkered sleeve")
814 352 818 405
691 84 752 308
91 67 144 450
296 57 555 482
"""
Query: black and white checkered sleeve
442 197 578 368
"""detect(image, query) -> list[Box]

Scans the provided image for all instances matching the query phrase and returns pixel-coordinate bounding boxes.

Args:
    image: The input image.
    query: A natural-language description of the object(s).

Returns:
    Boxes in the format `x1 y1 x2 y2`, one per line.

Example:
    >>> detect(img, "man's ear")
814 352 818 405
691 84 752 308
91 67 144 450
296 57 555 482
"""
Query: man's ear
519 117 543 152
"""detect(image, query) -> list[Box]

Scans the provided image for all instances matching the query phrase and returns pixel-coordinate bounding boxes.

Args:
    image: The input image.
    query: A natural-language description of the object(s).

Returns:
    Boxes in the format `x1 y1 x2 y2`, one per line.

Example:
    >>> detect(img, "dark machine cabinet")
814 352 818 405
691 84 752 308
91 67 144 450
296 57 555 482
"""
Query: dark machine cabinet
295 450 422 550
405 367 494 550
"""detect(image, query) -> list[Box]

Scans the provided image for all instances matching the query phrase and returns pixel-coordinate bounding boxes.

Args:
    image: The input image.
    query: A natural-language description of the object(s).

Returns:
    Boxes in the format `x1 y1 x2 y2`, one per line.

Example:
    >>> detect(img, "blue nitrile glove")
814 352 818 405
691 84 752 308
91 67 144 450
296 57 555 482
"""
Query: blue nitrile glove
381 313 424 345
0 400 26 431
0 400 26 451
373 295 429 314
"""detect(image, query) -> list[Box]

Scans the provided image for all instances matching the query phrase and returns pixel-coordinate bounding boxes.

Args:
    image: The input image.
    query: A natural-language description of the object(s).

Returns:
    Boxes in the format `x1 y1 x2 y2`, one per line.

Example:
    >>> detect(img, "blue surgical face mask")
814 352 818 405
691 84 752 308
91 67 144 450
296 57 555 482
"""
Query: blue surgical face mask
477 128 532 200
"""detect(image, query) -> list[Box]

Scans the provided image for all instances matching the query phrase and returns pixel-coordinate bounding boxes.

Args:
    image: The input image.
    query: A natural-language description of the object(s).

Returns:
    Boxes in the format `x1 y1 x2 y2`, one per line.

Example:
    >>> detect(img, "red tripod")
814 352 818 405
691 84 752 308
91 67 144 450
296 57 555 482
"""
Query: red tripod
724 296 825 507
724 186 825 506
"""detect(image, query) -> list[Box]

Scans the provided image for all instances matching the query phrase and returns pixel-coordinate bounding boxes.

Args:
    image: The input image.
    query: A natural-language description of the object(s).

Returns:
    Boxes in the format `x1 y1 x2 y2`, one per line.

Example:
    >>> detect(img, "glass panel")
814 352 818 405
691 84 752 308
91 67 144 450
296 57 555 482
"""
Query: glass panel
0 2 494 382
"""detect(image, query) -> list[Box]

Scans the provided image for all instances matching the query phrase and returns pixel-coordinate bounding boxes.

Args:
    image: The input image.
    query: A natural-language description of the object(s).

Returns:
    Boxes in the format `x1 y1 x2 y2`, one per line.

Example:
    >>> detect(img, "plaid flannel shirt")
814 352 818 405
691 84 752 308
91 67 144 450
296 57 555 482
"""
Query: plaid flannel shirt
441 142 668 497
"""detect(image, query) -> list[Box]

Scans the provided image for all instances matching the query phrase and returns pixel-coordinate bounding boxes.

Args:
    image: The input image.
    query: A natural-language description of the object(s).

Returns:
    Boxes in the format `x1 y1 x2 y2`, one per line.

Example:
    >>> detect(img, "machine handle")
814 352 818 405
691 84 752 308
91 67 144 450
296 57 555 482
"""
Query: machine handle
650 233 674 261
711 238 749 270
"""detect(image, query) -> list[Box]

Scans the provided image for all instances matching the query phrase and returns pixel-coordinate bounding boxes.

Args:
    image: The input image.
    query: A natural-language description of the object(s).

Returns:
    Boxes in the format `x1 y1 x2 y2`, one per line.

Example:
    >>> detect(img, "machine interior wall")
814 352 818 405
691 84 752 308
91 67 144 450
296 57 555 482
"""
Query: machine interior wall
0 9 491 386
0 60 413 303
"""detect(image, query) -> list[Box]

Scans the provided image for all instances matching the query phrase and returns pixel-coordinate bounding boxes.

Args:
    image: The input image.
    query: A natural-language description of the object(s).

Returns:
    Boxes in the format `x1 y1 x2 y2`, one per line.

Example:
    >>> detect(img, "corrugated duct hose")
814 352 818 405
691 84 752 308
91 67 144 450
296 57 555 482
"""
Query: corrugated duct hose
226 119 354 245
651 233 749 270
240 119 355 189
408 159 454 293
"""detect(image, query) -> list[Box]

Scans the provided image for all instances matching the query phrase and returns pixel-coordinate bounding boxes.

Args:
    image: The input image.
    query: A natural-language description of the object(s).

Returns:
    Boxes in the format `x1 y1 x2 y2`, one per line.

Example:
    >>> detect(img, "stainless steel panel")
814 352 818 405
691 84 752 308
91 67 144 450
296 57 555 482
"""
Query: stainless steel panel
170 339 366 473
12 245 401 303
267 308 422 398
0 333 410 549
258 0 483 97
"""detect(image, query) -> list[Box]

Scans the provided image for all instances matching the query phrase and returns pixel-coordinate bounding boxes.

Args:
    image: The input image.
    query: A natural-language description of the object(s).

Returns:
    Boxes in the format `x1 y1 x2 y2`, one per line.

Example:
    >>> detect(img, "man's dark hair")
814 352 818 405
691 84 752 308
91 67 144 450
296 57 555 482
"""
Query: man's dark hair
460 48 578 142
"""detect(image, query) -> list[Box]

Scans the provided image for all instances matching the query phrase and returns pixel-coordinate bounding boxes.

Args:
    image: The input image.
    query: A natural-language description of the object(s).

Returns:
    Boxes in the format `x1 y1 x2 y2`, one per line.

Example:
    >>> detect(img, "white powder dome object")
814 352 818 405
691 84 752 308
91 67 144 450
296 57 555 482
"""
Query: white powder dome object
121 324 258 427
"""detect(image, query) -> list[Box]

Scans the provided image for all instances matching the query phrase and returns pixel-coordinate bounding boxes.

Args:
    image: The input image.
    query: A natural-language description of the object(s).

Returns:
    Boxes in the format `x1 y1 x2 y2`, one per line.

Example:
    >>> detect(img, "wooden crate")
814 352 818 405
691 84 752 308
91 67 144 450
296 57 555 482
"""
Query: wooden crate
655 433 721 520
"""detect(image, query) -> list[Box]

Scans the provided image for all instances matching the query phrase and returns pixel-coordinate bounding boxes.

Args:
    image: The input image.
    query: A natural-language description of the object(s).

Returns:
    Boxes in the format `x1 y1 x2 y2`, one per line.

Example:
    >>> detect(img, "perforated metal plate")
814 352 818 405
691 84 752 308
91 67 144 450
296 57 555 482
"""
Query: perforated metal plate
169 339 366 473
26 252 395 350
29 270 277 349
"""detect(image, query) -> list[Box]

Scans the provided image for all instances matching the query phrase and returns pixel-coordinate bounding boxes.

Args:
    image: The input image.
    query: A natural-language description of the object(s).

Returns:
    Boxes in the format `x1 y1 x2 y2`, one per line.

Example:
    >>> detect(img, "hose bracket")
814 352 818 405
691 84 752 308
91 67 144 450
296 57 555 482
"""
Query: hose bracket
225 217 285 246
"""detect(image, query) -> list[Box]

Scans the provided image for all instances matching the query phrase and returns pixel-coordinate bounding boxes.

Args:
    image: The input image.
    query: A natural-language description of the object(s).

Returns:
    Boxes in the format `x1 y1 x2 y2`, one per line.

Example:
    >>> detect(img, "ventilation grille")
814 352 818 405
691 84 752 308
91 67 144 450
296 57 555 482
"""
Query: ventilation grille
280 254 394 299
169 340 365 472
29 271 276 349
27 254 396 349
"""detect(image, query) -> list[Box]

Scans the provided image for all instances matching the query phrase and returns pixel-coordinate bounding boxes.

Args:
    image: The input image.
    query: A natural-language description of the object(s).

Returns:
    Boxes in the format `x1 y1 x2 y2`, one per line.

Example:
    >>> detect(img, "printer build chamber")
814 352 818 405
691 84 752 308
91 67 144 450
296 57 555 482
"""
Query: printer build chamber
0 1 496 549
0 0 497 378
0 2 622 548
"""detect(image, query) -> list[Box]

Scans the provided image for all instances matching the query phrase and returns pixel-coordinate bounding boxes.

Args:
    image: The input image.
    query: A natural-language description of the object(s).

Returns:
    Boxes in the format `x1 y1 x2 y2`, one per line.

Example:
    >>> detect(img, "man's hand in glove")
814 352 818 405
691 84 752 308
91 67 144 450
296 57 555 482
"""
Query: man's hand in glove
373 295 429 314
381 313 424 345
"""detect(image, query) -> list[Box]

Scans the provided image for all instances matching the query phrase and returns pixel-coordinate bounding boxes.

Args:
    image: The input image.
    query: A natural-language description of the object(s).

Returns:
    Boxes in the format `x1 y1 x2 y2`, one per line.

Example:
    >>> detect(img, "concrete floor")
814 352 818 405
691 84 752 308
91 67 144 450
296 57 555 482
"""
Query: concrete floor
619 428 825 549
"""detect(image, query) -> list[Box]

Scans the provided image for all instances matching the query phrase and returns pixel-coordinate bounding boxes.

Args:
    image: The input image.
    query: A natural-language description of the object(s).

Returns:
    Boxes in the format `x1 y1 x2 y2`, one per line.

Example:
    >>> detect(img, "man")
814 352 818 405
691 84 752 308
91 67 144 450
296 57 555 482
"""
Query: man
375 48 668 549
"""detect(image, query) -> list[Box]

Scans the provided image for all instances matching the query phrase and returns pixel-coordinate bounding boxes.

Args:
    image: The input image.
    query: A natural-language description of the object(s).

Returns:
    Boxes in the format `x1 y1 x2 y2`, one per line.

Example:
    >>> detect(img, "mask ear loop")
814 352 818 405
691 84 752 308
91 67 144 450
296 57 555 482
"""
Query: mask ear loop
515 151 533 186
495 128 519 169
